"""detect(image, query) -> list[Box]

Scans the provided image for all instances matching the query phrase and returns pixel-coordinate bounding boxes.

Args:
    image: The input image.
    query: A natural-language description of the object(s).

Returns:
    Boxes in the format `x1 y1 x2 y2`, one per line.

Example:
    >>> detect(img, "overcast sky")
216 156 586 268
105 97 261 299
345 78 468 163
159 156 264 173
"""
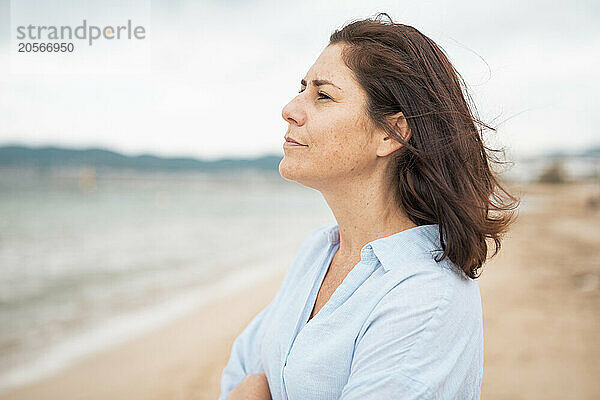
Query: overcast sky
0 0 598 160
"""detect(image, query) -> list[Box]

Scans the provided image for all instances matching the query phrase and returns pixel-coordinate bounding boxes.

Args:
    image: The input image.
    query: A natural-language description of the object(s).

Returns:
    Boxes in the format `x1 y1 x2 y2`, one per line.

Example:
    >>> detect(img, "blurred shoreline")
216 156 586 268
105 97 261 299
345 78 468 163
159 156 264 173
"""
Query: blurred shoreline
0 263 289 400
0 254 289 395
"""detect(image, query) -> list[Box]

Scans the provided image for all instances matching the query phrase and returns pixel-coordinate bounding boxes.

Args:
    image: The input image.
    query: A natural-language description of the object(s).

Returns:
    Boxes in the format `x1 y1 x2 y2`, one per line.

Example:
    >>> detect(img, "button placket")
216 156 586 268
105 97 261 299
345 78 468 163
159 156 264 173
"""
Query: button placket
281 239 337 400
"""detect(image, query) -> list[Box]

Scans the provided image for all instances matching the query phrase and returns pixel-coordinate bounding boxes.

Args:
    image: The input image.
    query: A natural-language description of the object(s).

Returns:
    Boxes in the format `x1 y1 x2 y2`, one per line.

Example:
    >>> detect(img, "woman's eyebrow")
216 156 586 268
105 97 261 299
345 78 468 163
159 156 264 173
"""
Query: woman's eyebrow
300 78 342 91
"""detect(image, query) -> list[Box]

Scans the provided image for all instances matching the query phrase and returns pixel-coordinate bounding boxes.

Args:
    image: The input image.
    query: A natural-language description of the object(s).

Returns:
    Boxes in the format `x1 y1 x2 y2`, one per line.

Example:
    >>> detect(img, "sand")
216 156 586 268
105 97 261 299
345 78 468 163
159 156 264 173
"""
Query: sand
1 181 599 400
478 182 600 399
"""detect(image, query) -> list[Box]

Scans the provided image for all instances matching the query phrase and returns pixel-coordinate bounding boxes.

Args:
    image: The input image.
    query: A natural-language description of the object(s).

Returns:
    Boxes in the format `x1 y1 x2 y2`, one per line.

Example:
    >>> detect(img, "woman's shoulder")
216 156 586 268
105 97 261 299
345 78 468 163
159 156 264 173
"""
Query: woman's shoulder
367 223 481 312
364 258 483 373
361 246 482 348
379 256 482 318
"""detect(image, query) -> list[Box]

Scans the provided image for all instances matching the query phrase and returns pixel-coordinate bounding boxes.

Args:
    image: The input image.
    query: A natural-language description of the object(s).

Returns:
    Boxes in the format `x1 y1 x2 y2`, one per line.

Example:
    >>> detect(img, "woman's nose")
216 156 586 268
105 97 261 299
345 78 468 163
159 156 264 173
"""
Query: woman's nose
281 98 306 126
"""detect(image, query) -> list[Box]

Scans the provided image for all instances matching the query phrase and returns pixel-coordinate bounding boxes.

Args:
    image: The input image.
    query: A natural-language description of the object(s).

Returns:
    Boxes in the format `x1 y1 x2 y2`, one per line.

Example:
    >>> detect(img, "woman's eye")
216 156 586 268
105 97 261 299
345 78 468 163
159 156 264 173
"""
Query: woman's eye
296 88 330 100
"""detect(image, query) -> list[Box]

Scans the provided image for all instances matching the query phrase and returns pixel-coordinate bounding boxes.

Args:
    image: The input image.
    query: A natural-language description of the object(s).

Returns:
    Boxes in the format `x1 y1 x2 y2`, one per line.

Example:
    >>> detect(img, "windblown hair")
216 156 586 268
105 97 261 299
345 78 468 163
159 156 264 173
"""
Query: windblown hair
330 13 520 279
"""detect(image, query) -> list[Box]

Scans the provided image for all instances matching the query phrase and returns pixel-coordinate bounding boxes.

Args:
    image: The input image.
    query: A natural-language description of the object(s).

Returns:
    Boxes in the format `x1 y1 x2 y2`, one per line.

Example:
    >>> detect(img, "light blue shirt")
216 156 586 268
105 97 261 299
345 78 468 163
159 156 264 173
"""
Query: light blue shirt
219 222 483 399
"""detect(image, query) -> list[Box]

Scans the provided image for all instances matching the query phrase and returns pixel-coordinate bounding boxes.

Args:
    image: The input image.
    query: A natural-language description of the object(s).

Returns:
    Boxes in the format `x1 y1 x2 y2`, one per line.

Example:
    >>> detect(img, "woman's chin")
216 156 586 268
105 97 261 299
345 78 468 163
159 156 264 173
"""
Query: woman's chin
278 158 299 182
280 157 314 183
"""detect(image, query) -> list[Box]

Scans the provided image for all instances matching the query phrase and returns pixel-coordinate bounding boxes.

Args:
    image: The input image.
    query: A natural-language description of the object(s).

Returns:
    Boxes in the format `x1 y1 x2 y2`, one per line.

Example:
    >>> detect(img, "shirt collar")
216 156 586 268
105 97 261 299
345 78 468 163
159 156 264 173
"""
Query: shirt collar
323 222 444 272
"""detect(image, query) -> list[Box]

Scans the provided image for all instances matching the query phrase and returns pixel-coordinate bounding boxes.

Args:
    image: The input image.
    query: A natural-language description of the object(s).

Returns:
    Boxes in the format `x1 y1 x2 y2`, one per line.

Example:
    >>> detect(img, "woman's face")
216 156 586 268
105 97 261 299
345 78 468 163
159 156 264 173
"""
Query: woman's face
279 43 380 189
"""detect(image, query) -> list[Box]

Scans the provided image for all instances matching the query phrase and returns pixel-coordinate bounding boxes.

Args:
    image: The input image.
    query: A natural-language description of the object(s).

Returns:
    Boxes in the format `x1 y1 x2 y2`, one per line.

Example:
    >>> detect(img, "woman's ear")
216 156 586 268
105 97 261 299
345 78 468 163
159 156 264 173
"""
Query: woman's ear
375 112 411 157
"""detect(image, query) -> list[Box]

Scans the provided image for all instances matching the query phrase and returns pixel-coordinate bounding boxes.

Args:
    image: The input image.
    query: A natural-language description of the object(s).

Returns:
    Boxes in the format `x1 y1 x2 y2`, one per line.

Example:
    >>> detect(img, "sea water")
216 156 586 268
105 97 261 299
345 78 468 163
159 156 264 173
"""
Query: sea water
0 166 334 393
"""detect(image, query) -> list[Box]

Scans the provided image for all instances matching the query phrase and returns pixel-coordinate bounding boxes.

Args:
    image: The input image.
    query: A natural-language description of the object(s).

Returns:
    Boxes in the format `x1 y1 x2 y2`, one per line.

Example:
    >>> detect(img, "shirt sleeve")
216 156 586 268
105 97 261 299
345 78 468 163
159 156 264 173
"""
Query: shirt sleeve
218 301 274 400
339 269 482 400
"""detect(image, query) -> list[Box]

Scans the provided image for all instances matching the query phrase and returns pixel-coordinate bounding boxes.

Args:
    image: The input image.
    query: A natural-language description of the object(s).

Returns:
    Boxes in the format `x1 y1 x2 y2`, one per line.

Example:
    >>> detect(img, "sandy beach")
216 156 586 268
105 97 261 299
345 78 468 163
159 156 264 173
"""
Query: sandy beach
1 181 599 400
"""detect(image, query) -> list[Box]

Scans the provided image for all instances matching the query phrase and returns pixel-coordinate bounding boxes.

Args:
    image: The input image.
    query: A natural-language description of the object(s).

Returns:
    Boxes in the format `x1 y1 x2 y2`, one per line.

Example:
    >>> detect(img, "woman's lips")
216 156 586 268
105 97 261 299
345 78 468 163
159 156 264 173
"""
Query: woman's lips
284 141 307 147
284 137 308 147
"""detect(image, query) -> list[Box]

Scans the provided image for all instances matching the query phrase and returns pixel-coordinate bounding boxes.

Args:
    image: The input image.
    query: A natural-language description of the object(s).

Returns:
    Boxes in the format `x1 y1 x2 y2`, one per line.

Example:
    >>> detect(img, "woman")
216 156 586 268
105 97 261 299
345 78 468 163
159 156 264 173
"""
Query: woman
220 13 518 400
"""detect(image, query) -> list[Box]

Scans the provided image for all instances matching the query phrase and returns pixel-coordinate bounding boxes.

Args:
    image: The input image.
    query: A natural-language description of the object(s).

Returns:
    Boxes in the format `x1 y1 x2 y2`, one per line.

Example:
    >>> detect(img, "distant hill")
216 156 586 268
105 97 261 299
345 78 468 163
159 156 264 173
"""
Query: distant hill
0 145 283 172
543 145 600 158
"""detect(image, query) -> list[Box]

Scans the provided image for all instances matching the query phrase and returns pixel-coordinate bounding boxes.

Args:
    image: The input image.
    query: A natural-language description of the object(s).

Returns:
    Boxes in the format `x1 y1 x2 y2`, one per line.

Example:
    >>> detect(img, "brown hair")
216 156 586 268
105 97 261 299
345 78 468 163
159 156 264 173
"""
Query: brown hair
329 13 519 279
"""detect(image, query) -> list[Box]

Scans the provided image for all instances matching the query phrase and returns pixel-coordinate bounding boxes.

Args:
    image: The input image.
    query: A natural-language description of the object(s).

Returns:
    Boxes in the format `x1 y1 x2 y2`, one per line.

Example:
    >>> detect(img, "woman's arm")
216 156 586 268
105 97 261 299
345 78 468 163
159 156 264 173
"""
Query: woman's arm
219 303 273 400
226 372 272 400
